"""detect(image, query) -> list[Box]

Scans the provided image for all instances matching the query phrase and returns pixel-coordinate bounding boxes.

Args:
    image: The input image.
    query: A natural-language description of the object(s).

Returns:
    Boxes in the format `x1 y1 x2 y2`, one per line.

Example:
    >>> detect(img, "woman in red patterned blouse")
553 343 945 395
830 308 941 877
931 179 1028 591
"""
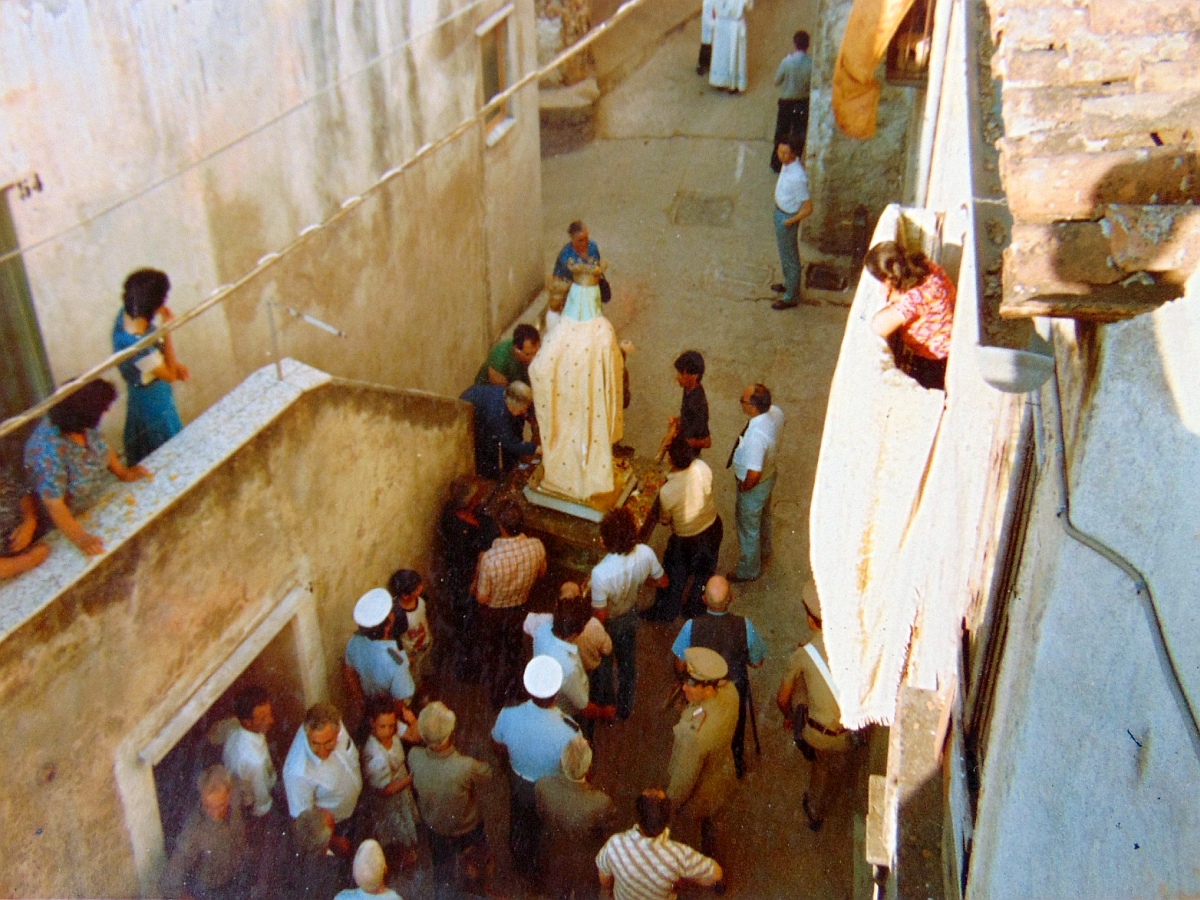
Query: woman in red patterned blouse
866 241 957 390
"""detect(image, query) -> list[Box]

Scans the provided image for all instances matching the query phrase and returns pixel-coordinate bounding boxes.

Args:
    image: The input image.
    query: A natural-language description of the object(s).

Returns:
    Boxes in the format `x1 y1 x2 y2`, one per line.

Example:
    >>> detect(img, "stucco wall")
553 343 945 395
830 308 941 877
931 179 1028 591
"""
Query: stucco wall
0 373 473 898
0 0 542 443
968 295 1200 898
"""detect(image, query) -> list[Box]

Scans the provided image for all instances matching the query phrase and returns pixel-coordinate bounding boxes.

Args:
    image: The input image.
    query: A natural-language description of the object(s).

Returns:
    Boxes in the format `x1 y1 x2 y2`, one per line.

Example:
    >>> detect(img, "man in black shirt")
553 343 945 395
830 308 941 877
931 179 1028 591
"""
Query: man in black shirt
662 350 712 456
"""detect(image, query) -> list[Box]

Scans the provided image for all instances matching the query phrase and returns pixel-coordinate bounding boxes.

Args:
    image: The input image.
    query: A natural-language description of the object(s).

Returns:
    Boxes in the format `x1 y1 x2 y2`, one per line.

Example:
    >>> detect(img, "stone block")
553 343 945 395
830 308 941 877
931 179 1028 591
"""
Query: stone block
990 5 1088 50
1104 205 1200 274
1009 222 1121 287
1003 228 1183 321
1062 31 1193 86
1000 145 1200 222
1139 55 1200 92
1089 0 1200 35
1081 91 1200 140
993 47 1068 86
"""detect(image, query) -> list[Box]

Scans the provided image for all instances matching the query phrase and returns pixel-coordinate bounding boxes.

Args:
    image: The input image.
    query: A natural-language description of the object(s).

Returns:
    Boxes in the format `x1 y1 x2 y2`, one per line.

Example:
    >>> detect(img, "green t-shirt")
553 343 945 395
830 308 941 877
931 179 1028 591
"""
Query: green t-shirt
475 338 528 386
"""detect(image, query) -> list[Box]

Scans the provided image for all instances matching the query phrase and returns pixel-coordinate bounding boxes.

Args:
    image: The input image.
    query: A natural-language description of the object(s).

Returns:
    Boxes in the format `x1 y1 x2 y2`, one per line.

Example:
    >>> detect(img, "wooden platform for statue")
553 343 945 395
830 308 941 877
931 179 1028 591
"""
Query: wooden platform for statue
489 454 667 576
523 458 638 523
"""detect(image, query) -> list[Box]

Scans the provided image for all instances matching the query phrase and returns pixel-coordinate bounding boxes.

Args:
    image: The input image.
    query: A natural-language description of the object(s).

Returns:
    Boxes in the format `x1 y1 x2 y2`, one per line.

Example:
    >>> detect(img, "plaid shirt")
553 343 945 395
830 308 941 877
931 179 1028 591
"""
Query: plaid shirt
475 534 546 609
596 826 717 900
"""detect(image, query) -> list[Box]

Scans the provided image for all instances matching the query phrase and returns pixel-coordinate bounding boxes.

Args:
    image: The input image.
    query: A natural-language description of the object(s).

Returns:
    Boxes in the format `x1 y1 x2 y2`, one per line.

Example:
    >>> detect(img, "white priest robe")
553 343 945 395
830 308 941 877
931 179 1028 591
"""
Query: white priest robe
710 0 752 92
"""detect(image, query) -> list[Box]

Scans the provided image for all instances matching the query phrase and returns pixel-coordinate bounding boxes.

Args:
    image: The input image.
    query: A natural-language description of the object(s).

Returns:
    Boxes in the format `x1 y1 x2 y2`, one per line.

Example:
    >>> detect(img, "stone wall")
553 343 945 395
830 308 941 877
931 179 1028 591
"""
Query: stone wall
536 0 594 86
807 0 920 254
0 0 543 449
0 366 473 897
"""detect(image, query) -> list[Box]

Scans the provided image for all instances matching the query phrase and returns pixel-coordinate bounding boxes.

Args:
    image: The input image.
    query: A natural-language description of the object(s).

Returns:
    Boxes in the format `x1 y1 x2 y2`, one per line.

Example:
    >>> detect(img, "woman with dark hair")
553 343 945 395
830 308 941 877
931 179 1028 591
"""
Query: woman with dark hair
24 379 151 556
112 268 191 464
865 241 957 390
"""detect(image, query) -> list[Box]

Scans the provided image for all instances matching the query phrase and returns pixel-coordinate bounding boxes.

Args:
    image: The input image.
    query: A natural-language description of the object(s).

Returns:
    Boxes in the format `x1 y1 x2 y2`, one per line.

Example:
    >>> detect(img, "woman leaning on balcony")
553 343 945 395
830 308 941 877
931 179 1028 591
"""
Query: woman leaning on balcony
24 379 151 556
866 241 957 391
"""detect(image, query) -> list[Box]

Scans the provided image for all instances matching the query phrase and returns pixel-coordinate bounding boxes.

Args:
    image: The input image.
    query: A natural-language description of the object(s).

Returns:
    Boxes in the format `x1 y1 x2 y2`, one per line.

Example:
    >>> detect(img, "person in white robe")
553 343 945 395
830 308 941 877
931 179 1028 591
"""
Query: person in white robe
710 0 752 93
529 258 624 502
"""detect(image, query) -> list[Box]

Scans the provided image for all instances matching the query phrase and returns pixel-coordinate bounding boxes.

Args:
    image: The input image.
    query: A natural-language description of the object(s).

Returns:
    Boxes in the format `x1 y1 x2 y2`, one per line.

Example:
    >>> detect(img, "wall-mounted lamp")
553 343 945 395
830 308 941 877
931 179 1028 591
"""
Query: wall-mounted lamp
975 333 1054 393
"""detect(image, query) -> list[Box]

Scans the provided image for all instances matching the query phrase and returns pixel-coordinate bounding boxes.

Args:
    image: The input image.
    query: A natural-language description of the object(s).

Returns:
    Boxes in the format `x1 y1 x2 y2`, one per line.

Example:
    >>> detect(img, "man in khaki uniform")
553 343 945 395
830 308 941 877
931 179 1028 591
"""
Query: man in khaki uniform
777 583 853 831
666 647 740 860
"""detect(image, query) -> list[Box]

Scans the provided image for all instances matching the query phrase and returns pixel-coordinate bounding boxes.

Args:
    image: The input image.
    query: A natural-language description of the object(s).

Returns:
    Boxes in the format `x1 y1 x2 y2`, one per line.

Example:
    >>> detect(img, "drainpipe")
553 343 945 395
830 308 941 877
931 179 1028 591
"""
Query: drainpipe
1032 364 1200 758
913 0 955 207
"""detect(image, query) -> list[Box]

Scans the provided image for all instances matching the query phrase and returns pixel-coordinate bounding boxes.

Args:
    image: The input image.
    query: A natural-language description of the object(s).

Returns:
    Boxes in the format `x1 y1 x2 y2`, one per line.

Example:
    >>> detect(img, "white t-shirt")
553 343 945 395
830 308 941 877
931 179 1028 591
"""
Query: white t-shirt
591 545 665 619
774 160 810 215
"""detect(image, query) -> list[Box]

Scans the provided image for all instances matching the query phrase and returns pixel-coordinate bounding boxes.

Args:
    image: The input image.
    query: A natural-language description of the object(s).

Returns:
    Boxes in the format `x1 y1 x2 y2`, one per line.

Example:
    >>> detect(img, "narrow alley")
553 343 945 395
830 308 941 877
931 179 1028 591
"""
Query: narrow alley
401 3 864 897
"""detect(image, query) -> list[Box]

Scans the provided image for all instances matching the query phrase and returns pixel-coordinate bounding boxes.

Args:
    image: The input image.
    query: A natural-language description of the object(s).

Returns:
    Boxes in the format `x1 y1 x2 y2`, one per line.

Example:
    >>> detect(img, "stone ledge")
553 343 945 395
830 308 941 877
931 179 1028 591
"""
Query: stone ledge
539 77 600 156
999 144 1200 223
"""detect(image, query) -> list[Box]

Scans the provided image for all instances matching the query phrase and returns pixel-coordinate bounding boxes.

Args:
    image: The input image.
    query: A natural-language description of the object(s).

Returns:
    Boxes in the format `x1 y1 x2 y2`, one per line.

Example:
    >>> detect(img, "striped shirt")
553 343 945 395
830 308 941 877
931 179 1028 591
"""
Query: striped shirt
475 534 547 608
595 826 717 900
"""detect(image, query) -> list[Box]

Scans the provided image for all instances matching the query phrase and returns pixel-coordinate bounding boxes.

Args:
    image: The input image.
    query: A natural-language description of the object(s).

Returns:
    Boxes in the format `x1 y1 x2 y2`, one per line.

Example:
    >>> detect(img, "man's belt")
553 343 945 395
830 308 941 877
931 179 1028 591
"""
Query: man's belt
806 716 847 737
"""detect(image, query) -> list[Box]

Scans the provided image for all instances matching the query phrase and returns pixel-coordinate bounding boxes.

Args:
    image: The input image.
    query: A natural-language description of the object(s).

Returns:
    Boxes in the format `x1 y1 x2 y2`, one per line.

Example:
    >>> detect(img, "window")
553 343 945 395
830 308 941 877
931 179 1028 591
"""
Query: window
477 5 516 143
886 0 936 85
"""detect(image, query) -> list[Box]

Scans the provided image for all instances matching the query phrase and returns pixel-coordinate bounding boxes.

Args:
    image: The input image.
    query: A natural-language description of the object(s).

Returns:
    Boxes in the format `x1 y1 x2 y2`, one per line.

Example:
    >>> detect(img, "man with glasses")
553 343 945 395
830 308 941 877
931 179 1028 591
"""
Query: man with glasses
727 384 785 583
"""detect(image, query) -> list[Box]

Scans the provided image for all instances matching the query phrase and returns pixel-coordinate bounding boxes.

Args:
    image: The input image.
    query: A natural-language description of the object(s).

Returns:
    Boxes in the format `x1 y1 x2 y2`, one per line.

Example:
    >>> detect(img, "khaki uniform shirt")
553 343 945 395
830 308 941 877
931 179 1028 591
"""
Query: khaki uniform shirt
782 633 851 751
666 681 739 821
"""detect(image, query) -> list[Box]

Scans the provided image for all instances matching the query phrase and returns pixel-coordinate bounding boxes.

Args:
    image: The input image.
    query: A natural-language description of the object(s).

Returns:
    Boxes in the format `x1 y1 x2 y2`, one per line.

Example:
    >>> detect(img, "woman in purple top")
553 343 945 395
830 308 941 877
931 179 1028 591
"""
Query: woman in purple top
24 380 151 556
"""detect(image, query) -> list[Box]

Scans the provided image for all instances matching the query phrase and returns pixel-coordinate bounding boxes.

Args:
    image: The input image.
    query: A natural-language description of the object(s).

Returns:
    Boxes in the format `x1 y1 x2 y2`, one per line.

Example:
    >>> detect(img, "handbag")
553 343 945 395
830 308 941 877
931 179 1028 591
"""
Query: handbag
599 275 612 303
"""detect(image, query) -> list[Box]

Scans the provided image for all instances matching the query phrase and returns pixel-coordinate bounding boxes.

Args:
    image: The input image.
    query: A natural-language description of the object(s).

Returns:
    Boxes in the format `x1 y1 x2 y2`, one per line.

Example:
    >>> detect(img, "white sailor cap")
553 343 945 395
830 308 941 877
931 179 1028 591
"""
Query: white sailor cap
524 655 564 699
353 588 393 628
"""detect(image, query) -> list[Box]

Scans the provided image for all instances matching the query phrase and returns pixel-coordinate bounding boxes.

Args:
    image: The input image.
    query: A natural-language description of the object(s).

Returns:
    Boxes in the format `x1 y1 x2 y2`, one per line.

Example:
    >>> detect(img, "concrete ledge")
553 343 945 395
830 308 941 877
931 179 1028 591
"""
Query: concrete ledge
540 77 601 156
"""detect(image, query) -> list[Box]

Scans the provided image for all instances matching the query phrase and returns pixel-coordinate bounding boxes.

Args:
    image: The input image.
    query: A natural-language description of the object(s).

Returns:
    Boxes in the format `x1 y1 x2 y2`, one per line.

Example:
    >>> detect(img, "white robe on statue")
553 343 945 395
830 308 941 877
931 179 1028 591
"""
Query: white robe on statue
529 298 624 502
710 0 751 92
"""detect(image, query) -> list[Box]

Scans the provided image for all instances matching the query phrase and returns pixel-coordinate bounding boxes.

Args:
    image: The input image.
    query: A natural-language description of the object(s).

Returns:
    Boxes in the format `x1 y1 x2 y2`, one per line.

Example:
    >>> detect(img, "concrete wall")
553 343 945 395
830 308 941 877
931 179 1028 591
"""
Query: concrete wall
0 368 473 898
0 0 543 446
966 296 1200 898
807 0 919 254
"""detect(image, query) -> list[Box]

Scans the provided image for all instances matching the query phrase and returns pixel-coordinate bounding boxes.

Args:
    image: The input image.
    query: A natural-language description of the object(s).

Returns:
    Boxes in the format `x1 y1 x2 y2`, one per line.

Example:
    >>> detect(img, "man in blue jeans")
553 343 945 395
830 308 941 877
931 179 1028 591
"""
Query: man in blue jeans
771 139 815 310
590 507 669 720
727 384 785 582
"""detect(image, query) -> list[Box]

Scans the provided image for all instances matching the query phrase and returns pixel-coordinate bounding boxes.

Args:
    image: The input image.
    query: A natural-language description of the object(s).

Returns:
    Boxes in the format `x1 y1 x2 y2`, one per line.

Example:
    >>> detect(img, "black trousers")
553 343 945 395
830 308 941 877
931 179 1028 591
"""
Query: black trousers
887 332 947 391
771 99 810 170
732 678 749 777
697 42 712 74
508 772 541 875
644 516 723 621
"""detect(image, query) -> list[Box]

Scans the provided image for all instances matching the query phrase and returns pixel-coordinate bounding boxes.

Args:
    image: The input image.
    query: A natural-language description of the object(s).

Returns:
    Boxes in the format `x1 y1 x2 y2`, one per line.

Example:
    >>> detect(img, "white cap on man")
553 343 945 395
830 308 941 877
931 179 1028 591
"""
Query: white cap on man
524 655 564 698
353 588 392 628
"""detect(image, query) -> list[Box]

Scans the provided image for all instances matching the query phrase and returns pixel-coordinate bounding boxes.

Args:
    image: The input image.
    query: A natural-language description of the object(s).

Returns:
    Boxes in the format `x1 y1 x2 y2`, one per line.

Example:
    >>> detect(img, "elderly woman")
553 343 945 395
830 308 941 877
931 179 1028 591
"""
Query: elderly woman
112 268 190 464
866 241 957 390
24 379 151 556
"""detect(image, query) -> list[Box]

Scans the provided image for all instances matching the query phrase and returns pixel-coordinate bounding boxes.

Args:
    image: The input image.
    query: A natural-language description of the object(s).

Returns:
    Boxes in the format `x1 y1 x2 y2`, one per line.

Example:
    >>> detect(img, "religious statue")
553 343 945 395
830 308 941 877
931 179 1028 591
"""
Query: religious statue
529 257 625 501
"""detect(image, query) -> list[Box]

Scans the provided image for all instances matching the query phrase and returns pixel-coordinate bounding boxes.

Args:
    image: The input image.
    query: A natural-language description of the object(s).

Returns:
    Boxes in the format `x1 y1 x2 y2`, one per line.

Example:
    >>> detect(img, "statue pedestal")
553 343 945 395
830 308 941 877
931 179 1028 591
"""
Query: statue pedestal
523 457 638 523
489 455 668 577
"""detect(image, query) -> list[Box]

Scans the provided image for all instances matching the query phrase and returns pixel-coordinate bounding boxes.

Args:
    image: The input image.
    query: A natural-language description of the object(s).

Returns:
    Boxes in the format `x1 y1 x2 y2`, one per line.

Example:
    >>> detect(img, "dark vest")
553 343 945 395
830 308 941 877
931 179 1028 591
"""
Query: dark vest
691 612 749 691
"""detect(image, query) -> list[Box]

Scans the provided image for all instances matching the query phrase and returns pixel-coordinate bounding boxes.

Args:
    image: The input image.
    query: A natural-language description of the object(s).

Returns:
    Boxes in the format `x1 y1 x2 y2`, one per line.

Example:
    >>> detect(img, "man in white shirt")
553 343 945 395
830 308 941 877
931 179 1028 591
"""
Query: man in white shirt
771 139 815 310
642 439 723 622
282 702 363 855
590 507 668 720
727 384 785 582
223 686 278 823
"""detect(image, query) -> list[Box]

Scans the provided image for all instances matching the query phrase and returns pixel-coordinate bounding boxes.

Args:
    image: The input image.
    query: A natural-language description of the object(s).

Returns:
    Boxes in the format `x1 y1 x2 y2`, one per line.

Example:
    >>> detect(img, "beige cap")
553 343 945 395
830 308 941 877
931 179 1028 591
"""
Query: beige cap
353 588 393 628
524 655 564 698
418 701 457 747
684 646 728 683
